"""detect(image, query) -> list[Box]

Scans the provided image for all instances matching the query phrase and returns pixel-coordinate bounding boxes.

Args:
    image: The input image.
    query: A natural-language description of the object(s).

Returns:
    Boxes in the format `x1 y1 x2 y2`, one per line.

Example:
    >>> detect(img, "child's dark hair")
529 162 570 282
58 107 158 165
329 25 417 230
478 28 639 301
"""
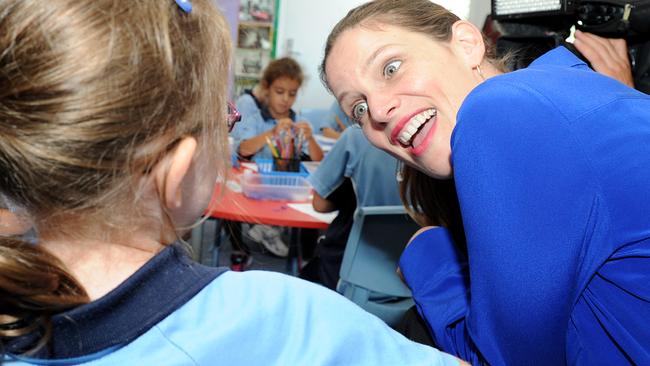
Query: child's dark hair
262 57 304 87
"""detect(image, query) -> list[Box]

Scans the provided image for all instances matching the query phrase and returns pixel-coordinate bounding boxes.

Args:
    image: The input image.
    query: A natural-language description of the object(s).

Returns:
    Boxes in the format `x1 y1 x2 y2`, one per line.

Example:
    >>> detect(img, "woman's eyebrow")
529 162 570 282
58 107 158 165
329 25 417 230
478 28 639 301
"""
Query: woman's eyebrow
365 44 394 69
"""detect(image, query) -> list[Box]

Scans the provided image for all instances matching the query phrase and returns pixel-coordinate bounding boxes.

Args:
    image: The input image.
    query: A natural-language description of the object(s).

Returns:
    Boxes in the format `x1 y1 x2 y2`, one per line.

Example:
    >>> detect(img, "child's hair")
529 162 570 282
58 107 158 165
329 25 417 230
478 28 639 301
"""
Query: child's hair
320 0 509 90
261 57 304 88
0 0 231 353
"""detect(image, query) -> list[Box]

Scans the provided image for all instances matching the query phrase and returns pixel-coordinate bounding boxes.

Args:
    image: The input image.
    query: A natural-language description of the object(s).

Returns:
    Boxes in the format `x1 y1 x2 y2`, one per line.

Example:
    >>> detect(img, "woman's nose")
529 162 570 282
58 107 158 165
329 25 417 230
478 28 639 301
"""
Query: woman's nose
368 94 398 126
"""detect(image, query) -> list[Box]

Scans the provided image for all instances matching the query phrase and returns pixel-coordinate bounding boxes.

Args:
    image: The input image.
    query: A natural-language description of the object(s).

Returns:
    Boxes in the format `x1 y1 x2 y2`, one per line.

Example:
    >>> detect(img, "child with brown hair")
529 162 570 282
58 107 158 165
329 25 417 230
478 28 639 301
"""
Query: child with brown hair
0 1 462 365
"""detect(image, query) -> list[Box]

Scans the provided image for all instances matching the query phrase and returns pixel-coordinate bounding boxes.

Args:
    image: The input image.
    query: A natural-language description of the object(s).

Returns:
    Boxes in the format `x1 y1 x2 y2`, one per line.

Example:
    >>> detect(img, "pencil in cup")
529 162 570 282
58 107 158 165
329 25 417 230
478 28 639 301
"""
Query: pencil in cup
265 136 280 158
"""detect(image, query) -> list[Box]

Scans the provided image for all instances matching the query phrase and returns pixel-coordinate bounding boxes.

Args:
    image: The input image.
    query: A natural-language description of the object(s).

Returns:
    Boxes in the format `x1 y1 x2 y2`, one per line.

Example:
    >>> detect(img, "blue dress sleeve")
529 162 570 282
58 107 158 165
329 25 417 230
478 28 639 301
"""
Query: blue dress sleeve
399 227 482 364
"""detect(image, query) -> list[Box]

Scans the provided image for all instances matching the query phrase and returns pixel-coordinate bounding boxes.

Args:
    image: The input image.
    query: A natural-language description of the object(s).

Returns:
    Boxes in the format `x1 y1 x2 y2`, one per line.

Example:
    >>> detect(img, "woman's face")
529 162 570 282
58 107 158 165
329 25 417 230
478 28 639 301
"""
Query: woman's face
266 76 300 119
326 23 480 179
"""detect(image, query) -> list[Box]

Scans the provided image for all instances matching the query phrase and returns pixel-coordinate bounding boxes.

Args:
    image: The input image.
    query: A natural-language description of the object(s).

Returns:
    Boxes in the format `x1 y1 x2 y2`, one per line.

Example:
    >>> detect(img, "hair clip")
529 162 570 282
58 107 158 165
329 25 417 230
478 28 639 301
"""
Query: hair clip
175 0 192 13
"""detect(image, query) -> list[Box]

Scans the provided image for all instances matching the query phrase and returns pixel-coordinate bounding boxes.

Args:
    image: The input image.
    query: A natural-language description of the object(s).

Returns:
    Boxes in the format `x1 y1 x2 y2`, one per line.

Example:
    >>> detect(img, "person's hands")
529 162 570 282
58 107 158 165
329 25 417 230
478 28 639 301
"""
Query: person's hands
573 30 634 88
273 117 294 135
294 121 313 140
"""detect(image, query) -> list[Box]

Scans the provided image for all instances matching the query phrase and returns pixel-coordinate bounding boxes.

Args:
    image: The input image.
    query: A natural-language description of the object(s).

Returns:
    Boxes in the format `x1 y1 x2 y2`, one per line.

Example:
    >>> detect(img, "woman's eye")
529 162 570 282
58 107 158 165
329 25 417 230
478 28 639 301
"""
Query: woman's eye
383 60 402 78
352 101 368 123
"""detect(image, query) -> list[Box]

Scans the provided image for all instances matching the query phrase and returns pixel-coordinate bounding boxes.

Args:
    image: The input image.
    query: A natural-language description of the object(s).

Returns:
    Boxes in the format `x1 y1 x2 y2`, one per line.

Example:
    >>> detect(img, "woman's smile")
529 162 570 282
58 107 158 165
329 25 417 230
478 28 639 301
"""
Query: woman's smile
391 107 437 155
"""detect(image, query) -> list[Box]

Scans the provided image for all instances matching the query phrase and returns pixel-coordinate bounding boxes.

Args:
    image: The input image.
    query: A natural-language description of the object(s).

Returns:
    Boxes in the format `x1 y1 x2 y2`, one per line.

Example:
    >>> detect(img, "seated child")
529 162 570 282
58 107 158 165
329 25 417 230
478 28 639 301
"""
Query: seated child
0 1 466 365
232 57 323 257
231 57 323 162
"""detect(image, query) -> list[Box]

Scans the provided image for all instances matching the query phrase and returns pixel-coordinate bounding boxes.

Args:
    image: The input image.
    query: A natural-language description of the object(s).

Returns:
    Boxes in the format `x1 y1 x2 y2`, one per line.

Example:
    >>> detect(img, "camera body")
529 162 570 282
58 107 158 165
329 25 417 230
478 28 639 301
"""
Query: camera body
492 0 649 38
489 0 650 91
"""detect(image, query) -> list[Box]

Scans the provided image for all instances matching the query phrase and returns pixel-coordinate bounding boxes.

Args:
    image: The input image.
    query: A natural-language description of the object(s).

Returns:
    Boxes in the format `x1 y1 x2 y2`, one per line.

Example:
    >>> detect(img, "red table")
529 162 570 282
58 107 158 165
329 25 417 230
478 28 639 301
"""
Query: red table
206 184 329 230
191 168 331 274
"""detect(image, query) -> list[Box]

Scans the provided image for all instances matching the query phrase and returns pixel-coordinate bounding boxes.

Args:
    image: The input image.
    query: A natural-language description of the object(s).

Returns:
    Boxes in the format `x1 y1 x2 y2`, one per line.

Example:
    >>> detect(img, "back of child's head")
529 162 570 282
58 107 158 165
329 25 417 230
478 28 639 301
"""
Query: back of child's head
0 0 231 352
261 57 304 88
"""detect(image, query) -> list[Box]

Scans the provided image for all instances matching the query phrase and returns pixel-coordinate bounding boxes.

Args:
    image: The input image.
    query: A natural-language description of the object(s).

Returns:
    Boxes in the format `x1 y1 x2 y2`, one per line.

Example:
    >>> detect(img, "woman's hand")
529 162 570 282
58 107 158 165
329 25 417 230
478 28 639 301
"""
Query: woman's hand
573 30 634 88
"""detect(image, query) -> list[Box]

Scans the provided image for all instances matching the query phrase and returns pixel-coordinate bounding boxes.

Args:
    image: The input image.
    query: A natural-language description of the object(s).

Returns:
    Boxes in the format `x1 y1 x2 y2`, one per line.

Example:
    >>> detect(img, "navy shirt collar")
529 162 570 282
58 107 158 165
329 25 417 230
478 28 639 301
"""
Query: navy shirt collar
260 106 296 122
7 244 227 359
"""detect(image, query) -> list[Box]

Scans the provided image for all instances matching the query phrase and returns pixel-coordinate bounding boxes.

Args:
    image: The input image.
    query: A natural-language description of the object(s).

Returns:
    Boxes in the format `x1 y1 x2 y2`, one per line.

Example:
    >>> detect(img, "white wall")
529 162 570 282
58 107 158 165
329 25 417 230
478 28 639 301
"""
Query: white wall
275 0 491 111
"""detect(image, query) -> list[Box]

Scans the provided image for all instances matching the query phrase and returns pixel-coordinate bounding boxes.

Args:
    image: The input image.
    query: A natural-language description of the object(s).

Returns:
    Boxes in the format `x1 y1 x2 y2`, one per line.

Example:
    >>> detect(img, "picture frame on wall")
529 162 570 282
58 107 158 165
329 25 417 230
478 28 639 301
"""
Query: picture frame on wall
234 48 271 78
237 23 272 50
239 0 275 23
232 0 276 98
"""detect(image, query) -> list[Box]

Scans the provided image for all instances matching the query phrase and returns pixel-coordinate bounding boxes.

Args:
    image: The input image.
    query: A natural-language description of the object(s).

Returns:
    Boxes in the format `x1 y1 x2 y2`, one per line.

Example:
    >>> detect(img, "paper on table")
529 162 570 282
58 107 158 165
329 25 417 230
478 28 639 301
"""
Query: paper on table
286 203 338 224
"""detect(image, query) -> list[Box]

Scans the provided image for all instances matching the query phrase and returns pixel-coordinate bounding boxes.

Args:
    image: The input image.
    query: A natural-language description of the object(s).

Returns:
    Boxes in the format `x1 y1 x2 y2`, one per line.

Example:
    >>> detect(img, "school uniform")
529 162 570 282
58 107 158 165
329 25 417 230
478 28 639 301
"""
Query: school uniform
234 89 263 122
230 105 312 162
5 244 458 366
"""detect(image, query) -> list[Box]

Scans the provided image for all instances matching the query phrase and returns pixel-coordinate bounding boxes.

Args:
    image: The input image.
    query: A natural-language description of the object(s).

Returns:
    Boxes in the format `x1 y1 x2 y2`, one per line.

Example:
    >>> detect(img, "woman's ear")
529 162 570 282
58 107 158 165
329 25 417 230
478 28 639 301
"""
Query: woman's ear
155 137 198 210
450 20 486 68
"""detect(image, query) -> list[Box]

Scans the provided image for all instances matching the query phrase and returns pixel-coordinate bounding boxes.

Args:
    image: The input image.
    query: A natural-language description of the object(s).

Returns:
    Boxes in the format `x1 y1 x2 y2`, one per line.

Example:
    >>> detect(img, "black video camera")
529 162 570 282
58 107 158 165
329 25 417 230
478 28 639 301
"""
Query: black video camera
489 0 650 92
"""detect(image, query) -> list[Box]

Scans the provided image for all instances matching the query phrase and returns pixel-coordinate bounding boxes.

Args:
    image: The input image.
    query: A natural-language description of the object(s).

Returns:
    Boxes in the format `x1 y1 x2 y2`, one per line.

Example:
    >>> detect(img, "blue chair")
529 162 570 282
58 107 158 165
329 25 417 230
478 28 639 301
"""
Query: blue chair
337 205 420 326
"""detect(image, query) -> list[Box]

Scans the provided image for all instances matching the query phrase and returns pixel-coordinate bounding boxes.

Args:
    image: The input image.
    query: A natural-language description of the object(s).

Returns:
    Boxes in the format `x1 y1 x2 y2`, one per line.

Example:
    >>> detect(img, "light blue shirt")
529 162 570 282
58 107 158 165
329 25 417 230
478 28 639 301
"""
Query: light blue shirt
328 101 353 130
231 109 313 161
5 245 458 366
234 90 262 123
309 127 401 207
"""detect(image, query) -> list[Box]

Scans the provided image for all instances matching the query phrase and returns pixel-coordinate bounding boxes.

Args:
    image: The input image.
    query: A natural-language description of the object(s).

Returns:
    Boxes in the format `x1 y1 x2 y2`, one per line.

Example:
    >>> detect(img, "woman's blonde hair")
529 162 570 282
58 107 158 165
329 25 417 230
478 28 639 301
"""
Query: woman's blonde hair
0 0 231 353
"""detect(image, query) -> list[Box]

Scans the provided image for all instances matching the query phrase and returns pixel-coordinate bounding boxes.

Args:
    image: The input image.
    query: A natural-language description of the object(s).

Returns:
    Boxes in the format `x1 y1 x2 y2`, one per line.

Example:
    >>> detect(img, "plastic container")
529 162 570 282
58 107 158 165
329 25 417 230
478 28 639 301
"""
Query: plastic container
256 159 309 177
241 173 312 201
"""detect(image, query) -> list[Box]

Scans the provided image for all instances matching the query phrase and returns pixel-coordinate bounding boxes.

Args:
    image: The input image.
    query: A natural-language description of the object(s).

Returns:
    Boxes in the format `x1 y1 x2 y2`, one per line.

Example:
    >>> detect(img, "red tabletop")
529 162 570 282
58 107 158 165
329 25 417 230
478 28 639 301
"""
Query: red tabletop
206 169 330 230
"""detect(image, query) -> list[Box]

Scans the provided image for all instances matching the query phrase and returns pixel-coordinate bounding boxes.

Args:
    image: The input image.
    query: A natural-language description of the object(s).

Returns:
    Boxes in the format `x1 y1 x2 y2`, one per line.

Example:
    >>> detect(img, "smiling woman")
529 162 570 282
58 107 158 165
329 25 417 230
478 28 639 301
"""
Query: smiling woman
321 1 505 179
0 1 468 365
322 0 650 365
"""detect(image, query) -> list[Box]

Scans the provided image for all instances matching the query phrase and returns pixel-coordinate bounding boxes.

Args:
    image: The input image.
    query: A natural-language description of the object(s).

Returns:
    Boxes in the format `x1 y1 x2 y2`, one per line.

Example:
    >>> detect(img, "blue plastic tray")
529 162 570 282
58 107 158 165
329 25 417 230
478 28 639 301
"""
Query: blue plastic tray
256 159 309 178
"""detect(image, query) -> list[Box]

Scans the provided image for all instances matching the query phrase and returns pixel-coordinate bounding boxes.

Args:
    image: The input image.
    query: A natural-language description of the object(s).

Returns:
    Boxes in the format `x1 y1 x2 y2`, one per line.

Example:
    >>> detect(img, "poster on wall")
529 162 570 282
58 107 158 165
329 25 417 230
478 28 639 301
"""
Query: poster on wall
233 0 276 98
237 23 272 50
239 0 274 23
234 48 271 78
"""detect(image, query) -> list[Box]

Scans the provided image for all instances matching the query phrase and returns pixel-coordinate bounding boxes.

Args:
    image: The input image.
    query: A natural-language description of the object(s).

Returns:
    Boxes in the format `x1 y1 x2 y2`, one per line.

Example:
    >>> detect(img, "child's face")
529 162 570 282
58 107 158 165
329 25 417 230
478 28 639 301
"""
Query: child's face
266 76 300 119
326 23 478 179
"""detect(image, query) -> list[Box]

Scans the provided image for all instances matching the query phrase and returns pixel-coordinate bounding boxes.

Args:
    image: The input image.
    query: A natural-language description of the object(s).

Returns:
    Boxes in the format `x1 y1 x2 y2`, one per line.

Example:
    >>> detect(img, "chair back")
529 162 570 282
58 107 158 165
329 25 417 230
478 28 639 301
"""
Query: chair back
338 205 420 325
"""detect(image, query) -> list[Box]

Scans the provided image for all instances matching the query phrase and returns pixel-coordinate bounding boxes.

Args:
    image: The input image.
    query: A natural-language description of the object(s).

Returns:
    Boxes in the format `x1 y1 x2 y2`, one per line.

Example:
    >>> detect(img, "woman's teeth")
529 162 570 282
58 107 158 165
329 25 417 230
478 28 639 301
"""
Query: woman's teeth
397 108 436 145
